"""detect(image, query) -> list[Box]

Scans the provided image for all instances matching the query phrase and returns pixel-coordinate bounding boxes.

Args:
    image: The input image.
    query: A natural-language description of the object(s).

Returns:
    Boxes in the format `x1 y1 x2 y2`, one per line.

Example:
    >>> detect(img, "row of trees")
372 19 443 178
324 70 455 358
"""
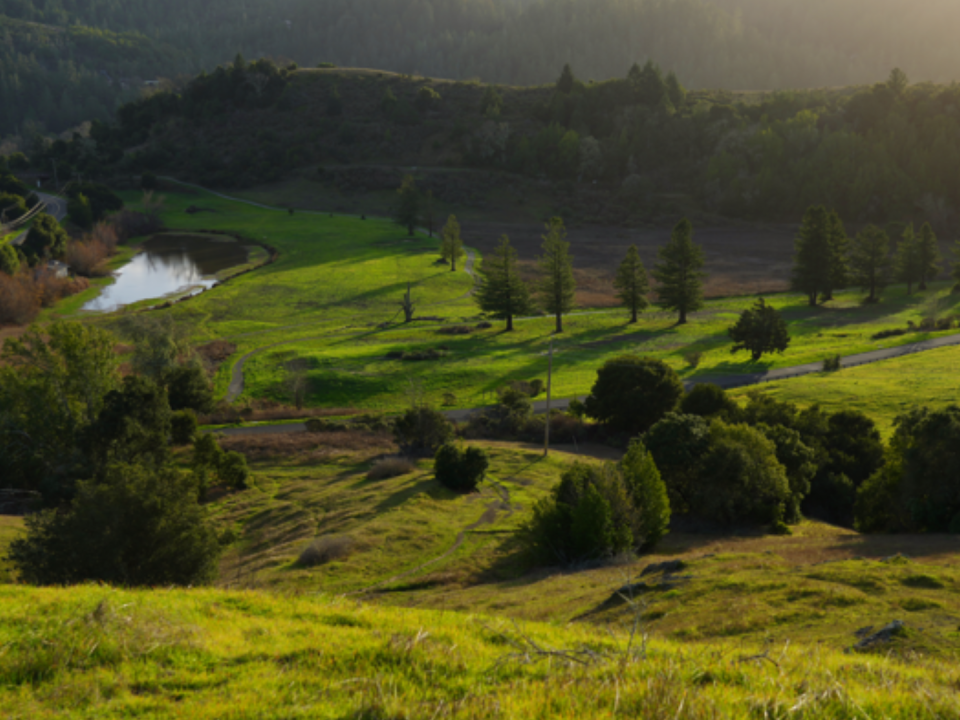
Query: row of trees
792 205 953 305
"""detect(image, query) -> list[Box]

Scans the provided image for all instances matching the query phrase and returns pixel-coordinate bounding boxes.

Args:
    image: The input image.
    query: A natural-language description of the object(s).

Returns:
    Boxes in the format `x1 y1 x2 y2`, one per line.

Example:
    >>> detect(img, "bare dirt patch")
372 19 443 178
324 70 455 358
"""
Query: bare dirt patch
464 220 797 305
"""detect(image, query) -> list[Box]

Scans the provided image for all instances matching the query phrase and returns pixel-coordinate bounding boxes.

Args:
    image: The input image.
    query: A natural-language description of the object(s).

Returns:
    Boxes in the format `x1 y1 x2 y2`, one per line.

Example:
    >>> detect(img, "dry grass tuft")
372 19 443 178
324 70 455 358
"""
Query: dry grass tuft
298 535 354 567
367 456 416 481
201 400 364 426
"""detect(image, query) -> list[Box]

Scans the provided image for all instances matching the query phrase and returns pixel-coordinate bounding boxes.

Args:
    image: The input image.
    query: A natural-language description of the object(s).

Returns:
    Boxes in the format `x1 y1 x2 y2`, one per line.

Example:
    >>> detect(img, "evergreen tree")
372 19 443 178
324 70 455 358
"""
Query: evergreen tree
635 60 666 106
538 217 576 333
556 63 575 94
613 245 650 323
917 222 941 290
728 299 791 362
422 189 435 238
475 235 533 331
394 175 420 236
439 215 465 271
22 213 68 264
895 224 922 294
952 238 960 293
665 71 686 107
823 210 849 301
620 440 670 551
791 206 831 306
653 218 705 324
850 225 892 303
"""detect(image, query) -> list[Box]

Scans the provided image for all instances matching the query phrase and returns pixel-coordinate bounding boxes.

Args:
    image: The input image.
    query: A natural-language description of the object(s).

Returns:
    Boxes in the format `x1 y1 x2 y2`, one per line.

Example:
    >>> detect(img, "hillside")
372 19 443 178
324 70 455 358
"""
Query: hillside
3 584 959 718
7 0 960 138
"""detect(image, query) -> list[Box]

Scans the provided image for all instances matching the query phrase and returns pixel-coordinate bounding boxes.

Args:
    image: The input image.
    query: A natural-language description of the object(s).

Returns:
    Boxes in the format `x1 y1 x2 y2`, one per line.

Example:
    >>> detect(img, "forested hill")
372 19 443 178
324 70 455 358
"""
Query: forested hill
5 0 960 138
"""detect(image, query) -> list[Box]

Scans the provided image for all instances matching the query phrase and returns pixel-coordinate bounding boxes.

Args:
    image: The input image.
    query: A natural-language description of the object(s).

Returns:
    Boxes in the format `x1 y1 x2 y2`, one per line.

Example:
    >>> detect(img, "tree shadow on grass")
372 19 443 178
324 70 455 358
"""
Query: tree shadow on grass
374 475 454 513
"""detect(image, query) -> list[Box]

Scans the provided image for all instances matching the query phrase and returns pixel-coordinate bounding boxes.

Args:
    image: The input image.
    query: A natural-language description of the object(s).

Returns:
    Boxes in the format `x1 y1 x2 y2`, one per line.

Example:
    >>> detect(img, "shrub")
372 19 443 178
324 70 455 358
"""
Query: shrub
872 327 909 340
442 392 457 407
681 383 737 418
22 213 68 263
171 409 199 445
0 242 20 276
937 317 954 331
434 444 489 492
416 86 442 112
683 351 703 368
8 463 220 586
822 355 842 372
219 451 250 489
164 363 215 414
298 535 354 567
919 317 937 331
585 356 684 434
367 456 416 481
393 406 455 456
141 171 158 190
66 238 110 277
0 192 28 221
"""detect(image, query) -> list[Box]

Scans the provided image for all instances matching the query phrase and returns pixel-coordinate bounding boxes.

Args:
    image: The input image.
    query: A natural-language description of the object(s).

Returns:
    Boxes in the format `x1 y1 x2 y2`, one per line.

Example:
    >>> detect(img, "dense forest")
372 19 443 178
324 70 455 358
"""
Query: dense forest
5 0 960 138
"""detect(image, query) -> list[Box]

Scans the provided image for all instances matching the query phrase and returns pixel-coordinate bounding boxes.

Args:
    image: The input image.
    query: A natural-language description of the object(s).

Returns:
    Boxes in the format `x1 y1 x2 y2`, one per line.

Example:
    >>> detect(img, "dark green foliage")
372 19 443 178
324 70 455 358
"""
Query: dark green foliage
644 413 712 512
480 86 502 118
620 440 670 551
850 225 892 303
66 183 123 223
67 193 94 229
556 64 575 94
327 85 344 116
916 223 941 290
475 235 534 331
824 210 850 301
0 242 20 276
791 206 832 306
538 217 576 333
0 192 28 222
613 245 650 323
439 215 465 271
22 213 68 263
653 219 705 324
394 175 420 236
631 60 667 106
415 86 441 112
8 463 220 587
433 444 489 492
895 225 922 294
728 298 790 362
164 363 215 414
170 409 198 445
681 383 737 419
141 171 158 190
393 406 455 456
757 424 816 524
218 451 250 490
585 356 684 435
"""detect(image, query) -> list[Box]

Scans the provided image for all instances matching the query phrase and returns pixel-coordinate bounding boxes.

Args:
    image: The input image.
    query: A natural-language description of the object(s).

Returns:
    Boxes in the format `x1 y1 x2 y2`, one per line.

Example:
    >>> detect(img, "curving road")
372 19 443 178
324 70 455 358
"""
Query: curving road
10 192 68 246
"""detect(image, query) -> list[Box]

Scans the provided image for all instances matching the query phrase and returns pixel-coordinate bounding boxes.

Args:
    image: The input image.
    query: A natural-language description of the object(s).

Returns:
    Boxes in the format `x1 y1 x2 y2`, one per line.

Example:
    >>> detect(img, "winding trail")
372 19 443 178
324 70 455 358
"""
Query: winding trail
9 192 68 246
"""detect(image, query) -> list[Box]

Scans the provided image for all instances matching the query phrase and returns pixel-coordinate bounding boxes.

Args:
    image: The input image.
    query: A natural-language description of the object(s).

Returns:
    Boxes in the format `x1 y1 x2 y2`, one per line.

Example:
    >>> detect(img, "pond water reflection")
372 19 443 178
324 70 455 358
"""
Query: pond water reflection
83 234 249 312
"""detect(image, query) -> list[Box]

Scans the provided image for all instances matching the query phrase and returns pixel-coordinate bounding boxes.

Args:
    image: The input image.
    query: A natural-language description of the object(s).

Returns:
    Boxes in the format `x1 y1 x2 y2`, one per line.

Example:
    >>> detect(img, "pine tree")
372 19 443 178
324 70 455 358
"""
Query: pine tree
665 71 686 108
635 60 666 106
823 210 849 301
422 189 435 238
394 175 420 236
917 222 941 290
538 217 576 333
475 235 533 331
613 245 650 323
556 63 575 94
952 238 960 293
653 218 706 325
895 224 922 294
791 206 831 306
439 215 465 271
850 225 892 303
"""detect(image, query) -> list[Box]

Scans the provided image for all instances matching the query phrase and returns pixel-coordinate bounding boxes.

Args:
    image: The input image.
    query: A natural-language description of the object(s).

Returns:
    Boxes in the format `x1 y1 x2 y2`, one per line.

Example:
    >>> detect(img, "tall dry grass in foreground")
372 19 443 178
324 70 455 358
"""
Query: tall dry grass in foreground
1 585 958 719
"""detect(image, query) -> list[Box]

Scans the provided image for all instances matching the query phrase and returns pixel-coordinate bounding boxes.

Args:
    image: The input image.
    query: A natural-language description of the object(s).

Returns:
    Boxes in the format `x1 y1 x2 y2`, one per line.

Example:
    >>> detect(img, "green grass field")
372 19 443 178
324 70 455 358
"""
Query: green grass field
4 583 960 718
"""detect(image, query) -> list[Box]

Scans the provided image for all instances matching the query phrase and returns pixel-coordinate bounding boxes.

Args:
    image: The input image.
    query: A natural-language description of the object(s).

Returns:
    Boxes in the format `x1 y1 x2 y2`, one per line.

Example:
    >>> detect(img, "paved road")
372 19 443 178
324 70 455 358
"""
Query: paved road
212 330 960 437
10 192 68 246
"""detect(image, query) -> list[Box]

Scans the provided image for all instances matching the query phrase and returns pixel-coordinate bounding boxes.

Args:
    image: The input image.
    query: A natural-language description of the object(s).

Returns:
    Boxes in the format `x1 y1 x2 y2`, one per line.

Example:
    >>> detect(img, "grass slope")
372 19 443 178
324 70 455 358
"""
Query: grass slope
2 584 960 719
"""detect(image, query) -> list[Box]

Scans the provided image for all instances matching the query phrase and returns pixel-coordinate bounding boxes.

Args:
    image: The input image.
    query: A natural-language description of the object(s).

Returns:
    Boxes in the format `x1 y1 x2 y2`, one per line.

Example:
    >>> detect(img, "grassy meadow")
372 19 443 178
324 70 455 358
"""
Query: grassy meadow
5 583 960 719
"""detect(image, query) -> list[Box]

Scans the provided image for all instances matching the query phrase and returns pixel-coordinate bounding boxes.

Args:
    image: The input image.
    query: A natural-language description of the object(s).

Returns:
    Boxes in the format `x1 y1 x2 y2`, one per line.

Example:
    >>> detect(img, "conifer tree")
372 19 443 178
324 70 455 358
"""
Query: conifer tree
850 225 892 303
653 218 705 325
823 210 849 301
620 440 670 551
556 63 575 94
895 224 922 294
538 217 576 333
394 175 420 236
440 215 465 271
665 71 686 108
728 299 790 361
791 206 831 306
475 236 533 331
952 238 960 293
917 222 941 290
613 245 650 323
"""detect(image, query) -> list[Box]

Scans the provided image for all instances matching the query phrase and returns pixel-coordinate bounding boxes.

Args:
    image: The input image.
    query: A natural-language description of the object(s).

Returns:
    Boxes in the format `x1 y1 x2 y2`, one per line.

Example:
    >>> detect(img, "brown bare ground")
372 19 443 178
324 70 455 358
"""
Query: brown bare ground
465 220 797 305
219 430 394 463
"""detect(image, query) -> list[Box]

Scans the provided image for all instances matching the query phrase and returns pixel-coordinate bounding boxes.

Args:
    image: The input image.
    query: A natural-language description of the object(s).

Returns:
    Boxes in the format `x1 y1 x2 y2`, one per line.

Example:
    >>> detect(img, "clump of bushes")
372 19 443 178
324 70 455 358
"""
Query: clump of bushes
367 456 416 481
298 535 354 567
386 348 449 361
438 325 473 335
192 434 250 496
522 441 670 565
584 356 684 435
306 413 390 434
822 355 842 372
393 406 455 456
171 409 199 445
434 444 489 492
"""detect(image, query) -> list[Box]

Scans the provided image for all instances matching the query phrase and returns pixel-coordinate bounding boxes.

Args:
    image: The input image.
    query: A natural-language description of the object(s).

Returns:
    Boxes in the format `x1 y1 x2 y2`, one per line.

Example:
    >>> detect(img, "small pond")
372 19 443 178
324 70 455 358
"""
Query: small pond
83 233 251 312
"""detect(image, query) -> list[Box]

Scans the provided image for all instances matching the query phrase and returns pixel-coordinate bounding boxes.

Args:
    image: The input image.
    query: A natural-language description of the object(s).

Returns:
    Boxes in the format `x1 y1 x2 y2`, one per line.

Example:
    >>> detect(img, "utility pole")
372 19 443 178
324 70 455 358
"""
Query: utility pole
544 339 553 457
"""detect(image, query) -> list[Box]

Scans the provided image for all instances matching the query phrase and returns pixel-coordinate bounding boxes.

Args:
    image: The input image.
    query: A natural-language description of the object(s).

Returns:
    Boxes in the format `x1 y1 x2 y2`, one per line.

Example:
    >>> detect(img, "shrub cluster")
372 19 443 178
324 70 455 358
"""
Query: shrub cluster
298 535 354 567
306 413 390 434
367 456 416 481
393 406 455 456
434 444 489 492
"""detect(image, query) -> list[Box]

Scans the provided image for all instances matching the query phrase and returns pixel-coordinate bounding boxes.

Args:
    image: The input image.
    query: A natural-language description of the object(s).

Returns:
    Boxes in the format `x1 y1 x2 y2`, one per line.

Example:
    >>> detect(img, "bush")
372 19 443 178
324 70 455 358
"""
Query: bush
681 383 737 418
393 406 455 456
683 351 703 369
0 192 28 221
367 456 416 481
67 193 94 230
416 86 442 112
585 356 684 434
822 355 842 372
22 213 68 263
141 171 158 190
164 363 215 414
298 535 354 567
0 242 20 276
219 451 250 489
171 409 198 445
434 444 489 492
8 463 220 586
